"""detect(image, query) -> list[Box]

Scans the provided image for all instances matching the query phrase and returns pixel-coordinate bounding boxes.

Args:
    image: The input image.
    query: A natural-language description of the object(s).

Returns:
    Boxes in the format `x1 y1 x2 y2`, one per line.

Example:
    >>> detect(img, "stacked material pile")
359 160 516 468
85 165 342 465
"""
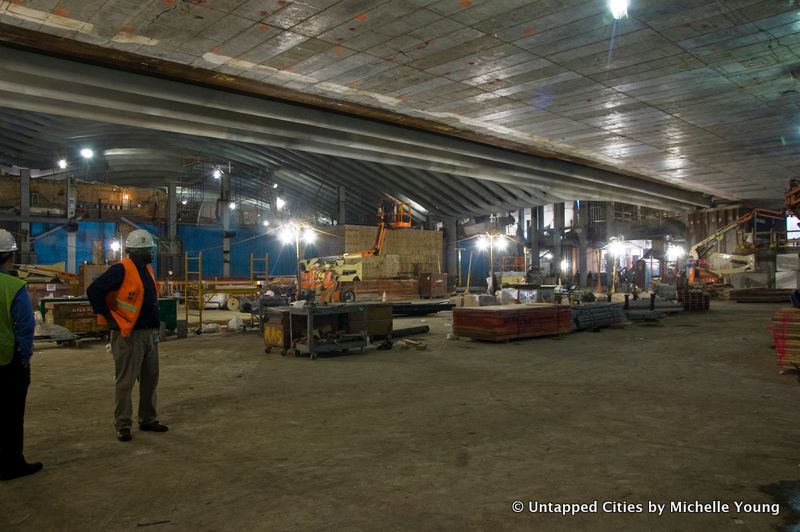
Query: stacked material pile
572 303 626 330
453 304 572 342
682 290 710 311
316 225 443 278
769 308 800 371
354 279 418 300
729 288 793 303
677 278 710 311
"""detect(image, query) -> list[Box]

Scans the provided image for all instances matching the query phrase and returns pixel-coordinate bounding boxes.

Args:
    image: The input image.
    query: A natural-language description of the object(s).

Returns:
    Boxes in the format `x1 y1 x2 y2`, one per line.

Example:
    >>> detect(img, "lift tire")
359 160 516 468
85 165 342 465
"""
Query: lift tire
226 297 240 311
341 289 356 303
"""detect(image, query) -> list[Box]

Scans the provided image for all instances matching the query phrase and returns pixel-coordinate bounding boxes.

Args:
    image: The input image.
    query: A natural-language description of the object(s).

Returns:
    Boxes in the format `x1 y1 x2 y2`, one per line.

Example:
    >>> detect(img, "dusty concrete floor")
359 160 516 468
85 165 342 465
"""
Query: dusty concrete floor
2 302 798 531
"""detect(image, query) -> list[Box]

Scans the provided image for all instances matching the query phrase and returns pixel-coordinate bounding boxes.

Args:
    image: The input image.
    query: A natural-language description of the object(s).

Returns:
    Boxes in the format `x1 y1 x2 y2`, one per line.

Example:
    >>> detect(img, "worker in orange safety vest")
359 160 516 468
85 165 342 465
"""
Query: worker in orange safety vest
87 229 169 442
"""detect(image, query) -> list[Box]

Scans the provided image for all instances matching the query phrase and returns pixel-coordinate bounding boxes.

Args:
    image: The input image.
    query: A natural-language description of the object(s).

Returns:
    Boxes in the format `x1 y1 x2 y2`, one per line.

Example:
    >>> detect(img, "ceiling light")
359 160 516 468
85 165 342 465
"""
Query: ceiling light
608 240 626 256
666 244 685 261
110 240 121 252
80 148 94 159
262 220 270 227
609 0 628 19
494 237 508 251
301 227 317 244
57 159 67 169
276 197 286 210
476 236 489 251
543 252 553 260
213 168 222 179
181 199 188 205
273 183 278 189
229 201 236 209
278 226 295 245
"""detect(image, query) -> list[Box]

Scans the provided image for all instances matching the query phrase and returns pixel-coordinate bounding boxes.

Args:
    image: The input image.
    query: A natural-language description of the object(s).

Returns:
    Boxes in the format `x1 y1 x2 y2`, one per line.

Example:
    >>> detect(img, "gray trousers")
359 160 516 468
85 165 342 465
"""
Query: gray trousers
111 329 159 430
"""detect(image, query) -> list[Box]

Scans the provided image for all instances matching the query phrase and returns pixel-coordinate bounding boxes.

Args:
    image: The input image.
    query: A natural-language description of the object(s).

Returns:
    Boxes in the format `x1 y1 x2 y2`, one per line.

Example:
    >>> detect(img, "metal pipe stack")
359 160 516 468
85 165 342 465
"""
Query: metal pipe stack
571 303 626 331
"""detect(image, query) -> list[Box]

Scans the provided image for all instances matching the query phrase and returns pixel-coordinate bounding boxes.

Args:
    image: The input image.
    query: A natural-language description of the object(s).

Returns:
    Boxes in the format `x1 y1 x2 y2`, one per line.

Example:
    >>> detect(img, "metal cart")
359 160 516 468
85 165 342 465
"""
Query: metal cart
289 304 369 360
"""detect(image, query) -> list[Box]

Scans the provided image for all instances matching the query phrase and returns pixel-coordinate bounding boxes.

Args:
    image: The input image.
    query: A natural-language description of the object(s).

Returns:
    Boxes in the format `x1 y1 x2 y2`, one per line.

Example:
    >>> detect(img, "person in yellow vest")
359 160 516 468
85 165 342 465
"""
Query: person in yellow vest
87 229 168 442
0 229 42 481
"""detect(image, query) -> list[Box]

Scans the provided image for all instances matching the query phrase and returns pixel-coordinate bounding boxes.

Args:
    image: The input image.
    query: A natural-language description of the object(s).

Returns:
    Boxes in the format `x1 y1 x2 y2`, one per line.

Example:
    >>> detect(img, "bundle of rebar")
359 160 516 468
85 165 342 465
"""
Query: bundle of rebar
571 303 626 330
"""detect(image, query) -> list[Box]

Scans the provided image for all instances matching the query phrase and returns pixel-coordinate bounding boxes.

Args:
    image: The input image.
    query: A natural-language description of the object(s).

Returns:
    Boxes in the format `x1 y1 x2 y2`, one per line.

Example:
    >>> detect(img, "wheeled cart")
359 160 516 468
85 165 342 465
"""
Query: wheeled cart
289 304 369 360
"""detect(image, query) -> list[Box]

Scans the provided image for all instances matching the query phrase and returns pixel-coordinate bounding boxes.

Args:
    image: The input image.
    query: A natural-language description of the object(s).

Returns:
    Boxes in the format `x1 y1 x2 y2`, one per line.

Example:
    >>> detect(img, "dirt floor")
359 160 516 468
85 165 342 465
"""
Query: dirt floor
2 301 799 531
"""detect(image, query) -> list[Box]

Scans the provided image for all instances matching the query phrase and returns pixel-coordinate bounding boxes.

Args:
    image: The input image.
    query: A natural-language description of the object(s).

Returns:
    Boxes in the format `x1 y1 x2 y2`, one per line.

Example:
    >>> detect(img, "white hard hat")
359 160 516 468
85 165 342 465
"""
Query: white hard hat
124 229 156 249
0 229 18 253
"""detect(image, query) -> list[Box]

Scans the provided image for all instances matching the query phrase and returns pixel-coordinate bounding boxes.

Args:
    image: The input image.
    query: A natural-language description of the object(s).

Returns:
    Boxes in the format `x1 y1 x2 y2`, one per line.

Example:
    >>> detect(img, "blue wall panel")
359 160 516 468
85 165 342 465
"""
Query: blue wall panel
31 223 67 265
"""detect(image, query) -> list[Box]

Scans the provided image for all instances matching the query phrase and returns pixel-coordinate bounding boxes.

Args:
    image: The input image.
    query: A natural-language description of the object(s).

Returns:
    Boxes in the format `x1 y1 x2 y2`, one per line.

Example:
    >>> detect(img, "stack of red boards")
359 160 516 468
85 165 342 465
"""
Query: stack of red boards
453 304 572 342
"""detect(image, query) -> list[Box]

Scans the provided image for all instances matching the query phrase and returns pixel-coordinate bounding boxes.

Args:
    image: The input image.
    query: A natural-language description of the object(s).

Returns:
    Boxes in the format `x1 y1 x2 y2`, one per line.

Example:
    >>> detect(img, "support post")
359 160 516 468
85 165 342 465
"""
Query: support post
19 168 32 264
445 218 458 289
337 185 346 225
221 173 231 278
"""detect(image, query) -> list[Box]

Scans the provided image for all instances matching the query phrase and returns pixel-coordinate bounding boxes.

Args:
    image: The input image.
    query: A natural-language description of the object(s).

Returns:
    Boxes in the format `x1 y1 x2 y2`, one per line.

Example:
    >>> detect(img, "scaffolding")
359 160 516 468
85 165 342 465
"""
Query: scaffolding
184 252 203 332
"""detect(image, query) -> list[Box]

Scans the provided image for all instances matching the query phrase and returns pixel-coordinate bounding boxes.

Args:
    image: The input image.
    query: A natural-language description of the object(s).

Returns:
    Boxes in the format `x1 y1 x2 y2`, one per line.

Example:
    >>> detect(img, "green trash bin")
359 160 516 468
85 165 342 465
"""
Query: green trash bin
158 298 178 331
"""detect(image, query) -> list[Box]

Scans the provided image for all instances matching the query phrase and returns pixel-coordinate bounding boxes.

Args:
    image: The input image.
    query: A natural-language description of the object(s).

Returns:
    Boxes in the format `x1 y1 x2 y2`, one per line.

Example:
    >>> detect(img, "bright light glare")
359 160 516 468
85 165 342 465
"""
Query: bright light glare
110 240 121 252
666 244 685 261
262 220 270 227
544 252 553 260
494 237 508 251
278 226 295 245
608 240 626 256
560 259 569 273
181 199 188 205
57 159 67 169
273 183 278 189
229 201 236 210
80 148 94 159
213 168 221 179
276 197 286 210
301 228 317 244
609 0 628 19
476 236 489 251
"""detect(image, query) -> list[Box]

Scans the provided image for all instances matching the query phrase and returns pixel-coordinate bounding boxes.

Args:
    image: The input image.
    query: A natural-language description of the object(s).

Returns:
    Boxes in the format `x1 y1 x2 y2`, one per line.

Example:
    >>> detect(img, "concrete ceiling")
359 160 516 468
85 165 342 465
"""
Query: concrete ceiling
0 0 798 217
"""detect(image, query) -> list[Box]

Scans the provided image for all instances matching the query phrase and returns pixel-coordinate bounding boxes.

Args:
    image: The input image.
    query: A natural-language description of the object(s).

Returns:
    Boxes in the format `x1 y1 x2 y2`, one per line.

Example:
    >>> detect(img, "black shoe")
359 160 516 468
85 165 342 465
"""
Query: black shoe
117 428 132 442
1 462 43 481
139 421 169 432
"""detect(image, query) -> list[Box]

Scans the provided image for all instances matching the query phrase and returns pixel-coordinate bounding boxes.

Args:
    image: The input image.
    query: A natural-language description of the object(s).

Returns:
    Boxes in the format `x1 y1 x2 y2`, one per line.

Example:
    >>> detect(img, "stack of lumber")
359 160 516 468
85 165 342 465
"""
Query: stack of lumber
769 308 800 371
317 225 442 278
729 288 793 303
453 304 572 342
354 279 418 300
572 303 626 330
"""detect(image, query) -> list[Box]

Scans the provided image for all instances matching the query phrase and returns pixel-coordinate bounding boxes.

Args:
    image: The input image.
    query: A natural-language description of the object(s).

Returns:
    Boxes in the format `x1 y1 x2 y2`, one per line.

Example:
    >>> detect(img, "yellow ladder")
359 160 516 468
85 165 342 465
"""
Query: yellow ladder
184 252 203 332
250 253 269 285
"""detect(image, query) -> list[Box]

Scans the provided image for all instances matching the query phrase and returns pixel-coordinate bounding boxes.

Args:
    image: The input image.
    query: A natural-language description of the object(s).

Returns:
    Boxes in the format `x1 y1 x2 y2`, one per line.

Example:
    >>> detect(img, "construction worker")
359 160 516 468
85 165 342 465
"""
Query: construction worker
0 229 42 481
87 229 168 442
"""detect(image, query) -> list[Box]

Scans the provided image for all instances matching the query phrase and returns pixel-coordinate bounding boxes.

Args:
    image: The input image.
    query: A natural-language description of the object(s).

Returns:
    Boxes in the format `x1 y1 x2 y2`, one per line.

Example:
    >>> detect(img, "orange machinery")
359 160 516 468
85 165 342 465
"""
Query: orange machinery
300 199 412 303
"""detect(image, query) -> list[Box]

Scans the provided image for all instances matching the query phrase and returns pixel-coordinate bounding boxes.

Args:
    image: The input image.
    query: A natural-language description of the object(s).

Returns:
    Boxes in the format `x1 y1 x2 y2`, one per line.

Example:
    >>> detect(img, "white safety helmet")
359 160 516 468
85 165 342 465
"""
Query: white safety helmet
124 229 156 250
0 229 18 253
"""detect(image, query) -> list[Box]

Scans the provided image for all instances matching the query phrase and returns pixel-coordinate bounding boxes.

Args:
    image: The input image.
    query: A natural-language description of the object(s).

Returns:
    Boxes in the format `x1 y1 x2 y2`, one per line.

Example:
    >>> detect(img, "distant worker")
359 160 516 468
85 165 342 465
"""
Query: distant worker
0 229 42 481
87 230 168 442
